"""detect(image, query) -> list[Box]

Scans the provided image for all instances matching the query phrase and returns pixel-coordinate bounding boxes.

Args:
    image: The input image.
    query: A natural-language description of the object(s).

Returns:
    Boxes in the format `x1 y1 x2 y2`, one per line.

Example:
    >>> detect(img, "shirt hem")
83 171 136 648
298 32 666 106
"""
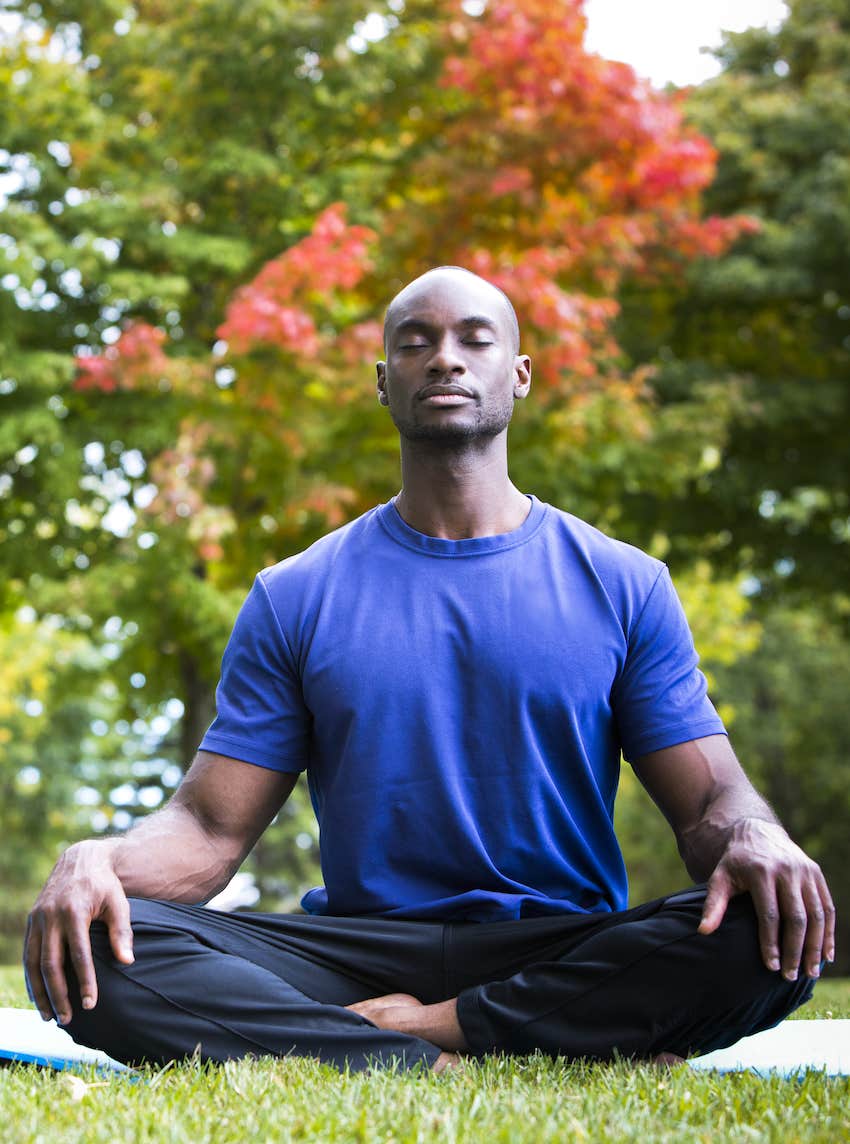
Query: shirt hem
623 722 727 763
198 735 307 773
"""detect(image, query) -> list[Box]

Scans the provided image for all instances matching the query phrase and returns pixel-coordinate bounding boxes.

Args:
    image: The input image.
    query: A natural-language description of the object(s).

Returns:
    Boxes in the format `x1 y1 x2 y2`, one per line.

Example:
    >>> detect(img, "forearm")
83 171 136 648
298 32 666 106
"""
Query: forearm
678 784 781 883
25 753 294 1023
103 799 245 904
102 751 295 903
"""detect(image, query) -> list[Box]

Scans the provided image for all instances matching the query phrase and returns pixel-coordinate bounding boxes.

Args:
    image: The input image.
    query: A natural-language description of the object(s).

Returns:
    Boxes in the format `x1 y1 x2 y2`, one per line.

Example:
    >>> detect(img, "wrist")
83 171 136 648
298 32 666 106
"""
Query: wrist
682 810 780 881
66 835 129 887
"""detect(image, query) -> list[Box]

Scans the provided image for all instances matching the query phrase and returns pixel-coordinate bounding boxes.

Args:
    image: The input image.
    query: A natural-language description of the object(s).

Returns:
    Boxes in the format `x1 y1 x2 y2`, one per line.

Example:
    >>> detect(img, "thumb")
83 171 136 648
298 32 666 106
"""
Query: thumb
103 885 135 964
698 866 733 935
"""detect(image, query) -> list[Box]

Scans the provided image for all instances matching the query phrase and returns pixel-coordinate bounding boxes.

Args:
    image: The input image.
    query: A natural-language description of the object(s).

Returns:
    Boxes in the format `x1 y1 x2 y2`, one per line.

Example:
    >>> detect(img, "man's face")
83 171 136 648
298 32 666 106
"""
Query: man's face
376 272 531 446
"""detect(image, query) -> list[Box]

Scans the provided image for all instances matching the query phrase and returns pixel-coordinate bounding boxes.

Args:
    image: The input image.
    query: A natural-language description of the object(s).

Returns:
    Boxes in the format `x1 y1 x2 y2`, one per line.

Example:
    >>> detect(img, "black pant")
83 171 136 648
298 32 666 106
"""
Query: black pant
65 887 814 1072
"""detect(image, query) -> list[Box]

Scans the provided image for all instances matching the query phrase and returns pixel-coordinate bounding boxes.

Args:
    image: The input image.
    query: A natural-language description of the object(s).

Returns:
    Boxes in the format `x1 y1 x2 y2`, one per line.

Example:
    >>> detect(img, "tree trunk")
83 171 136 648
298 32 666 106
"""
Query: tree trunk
178 651 217 770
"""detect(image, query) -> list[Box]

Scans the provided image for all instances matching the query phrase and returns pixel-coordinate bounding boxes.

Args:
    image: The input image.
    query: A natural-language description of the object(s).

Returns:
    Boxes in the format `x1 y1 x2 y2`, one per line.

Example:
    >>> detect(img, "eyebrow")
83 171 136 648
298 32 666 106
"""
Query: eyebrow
393 315 501 339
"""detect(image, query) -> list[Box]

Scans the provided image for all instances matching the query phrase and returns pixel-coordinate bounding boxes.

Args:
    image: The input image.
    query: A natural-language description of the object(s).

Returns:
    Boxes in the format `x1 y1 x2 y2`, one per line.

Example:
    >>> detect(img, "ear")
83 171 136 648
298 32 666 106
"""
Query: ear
376 361 388 405
513 355 532 400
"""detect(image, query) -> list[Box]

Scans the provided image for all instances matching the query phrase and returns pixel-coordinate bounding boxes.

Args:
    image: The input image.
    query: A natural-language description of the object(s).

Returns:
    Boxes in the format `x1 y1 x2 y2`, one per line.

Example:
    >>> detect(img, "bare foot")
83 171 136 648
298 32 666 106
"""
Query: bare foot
650 1052 686 1068
433 1051 462 1073
347 993 424 1023
347 993 469 1056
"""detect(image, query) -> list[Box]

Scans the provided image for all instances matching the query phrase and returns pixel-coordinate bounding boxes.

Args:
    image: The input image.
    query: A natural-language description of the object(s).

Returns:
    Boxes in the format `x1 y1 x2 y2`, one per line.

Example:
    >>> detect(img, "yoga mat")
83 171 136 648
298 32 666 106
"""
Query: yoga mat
0 1008 129 1071
689 1019 850 1076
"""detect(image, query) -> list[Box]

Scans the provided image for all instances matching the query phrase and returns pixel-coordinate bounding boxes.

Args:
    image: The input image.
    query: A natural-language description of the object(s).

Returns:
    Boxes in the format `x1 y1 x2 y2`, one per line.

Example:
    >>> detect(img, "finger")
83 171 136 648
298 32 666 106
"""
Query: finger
800 879 826 980
104 886 134 966
698 867 733 935
747 878 782 973
776 877 807 982
66 915 100 1012
22 916 36 1004
40 922 73 1025
818 874 836 966
23 915 54 1022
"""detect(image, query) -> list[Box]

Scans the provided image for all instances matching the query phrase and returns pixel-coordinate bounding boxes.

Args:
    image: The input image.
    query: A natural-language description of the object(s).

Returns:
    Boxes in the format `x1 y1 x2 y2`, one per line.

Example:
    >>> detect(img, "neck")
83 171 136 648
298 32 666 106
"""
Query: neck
395 437 530 539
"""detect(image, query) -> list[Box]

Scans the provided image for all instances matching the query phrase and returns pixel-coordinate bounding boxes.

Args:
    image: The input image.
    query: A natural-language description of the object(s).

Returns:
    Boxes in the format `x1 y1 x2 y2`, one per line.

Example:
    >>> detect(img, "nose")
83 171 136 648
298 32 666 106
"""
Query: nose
428 335 466 375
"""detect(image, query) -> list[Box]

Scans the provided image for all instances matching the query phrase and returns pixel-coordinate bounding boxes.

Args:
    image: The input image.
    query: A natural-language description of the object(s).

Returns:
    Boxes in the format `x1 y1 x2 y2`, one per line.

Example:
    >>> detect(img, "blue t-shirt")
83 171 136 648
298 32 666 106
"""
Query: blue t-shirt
200 495 725 921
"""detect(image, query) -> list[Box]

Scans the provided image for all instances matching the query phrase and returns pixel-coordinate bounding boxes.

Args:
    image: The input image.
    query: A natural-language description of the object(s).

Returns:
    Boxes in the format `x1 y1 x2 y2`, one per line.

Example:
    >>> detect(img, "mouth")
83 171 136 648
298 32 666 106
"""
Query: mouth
419 384 474 404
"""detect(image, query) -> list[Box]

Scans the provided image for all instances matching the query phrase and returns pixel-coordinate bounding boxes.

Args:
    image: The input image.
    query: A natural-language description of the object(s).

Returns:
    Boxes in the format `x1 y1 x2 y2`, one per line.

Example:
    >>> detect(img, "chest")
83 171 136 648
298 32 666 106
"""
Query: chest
297 555 626 723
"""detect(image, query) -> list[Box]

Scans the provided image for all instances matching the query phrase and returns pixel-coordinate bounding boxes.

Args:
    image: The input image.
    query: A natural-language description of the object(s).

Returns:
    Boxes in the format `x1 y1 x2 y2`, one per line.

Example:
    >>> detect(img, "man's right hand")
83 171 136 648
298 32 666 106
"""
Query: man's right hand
23 839 135 1025
23 752 298 1025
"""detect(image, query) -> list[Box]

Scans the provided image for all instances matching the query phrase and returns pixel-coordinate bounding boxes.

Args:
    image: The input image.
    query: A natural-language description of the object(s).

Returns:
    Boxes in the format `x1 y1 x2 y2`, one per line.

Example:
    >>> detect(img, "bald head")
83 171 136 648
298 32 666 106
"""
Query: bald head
383 266 520 354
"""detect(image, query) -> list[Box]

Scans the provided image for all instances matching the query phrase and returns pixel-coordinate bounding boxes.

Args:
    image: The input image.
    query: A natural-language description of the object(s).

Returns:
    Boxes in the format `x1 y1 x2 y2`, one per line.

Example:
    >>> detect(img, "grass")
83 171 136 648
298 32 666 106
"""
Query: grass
1 966 848 1143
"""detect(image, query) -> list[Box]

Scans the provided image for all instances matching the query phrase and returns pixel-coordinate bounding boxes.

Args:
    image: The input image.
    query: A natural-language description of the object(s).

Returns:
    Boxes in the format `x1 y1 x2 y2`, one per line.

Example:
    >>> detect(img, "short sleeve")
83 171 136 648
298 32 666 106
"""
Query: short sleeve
199 574 311 772
612 567 726 762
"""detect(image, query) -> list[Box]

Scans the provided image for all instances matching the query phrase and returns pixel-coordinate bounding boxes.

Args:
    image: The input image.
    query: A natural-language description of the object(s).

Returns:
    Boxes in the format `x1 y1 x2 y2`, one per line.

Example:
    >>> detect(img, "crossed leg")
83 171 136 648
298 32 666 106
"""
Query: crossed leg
349 889 815 1064
65 899 445 1072
65 889 815 1072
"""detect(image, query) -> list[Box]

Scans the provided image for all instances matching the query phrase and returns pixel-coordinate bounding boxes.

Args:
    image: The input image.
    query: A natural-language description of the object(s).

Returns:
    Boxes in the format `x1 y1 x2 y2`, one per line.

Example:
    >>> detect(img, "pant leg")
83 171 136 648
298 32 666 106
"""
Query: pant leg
64 898 444 1072
454 888 815 1060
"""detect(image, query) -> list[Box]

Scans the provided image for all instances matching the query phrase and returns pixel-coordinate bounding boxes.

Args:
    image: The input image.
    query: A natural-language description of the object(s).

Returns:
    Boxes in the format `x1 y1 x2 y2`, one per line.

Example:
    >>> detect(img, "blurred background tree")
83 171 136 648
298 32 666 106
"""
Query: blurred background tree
613 0 850 963
1 0 847 969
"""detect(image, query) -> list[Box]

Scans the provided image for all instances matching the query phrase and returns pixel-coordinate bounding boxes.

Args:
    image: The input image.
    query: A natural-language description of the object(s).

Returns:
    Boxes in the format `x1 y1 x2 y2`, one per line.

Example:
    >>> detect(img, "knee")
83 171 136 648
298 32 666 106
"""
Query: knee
62 938 138 1059
64 904 169 1056
700 895 815 1019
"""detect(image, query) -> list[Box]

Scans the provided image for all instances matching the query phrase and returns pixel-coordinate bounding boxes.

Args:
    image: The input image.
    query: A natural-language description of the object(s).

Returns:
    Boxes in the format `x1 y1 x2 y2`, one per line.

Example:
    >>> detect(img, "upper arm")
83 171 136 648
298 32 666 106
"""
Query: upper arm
199 575 312 773
631 734 759 839
613 567 725 763
172 750 300 855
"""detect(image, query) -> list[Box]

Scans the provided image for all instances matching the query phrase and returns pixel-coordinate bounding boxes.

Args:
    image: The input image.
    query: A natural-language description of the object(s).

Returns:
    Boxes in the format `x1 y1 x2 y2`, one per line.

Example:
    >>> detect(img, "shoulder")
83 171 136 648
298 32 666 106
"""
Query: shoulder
536 502 670 640
257 503 384 601
542 502 664 589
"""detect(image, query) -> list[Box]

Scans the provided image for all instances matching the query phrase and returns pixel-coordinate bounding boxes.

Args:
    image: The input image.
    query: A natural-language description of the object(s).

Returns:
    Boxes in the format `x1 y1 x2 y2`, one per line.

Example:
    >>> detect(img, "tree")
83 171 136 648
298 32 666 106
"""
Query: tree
616 0 850 604
0 607 165 960
2 0 750 736
611 0 850 968
1 0 763 926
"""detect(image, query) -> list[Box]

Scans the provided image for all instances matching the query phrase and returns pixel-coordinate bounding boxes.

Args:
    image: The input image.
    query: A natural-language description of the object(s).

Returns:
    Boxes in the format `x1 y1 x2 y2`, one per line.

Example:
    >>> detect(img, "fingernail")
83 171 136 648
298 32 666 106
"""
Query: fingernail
768 958 780 972
40 1011 52 1022
784 970 798 982
809 966 820 979
82 995 94 1010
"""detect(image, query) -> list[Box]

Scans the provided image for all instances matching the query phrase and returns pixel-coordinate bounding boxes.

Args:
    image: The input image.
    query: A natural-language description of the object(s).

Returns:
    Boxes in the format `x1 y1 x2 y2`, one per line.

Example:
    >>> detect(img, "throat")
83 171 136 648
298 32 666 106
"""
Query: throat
394 487 531 539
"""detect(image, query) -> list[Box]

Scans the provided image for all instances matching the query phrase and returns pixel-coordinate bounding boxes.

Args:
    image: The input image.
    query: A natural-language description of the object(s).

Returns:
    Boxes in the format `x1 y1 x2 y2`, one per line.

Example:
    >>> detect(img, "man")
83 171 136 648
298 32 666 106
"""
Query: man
25 267 834 1073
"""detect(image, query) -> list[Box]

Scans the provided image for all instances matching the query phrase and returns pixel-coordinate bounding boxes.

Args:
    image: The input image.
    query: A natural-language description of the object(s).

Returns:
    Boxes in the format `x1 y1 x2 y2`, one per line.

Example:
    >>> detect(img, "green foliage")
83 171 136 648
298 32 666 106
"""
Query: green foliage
610 3 850 955
616 0 850 600
0 610 100 958
0 0 742 909
0 0 846 977
0 606 193 960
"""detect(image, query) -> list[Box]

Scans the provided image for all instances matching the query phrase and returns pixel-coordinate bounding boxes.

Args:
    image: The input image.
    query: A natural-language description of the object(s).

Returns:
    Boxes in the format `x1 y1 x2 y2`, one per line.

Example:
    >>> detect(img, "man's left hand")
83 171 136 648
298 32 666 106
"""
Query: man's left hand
698 818 835 981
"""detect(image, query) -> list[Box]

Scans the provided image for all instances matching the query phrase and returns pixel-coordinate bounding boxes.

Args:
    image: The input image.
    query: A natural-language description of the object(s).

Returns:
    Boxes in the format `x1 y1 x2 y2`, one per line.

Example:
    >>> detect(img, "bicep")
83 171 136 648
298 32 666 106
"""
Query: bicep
631 734 754 837
613 567 725 763
172 750 300 852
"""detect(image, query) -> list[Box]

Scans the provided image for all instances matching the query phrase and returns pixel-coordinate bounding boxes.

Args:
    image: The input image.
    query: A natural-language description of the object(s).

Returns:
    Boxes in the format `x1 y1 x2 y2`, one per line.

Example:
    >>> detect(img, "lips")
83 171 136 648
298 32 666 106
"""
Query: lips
419 384 474 400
